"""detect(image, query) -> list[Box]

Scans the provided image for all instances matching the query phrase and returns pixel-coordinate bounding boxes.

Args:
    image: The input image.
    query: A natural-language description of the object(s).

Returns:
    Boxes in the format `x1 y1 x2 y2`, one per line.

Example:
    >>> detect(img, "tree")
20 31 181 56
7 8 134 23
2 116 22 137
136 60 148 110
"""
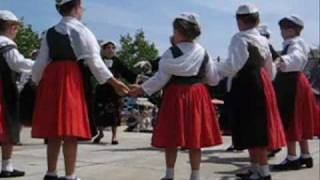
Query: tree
117 29 159 72
15 20 41 58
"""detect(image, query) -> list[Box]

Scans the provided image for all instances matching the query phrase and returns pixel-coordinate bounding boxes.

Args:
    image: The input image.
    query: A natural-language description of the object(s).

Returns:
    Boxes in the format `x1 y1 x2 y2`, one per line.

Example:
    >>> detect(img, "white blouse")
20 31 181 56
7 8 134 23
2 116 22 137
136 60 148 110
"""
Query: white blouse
279 36 309 72
142 42 220 95
0 36 34 74
217 28 275 90
32 16 113 85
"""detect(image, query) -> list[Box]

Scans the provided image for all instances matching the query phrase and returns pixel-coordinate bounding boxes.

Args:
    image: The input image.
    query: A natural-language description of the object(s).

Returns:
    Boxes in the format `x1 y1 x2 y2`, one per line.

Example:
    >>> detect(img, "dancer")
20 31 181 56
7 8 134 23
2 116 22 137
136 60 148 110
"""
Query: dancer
31 1 129 180
272 15 319 171
130 12 223 180
0 10 35 178
217 4 286 180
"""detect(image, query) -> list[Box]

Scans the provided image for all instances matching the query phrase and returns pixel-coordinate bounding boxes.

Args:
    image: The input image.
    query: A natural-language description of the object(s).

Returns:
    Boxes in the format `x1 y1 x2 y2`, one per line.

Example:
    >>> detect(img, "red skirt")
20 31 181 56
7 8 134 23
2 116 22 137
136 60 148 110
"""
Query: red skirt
32 61 91 140
0 80 9 142
152 83 223 149
261 69 287 150
285 73 319 141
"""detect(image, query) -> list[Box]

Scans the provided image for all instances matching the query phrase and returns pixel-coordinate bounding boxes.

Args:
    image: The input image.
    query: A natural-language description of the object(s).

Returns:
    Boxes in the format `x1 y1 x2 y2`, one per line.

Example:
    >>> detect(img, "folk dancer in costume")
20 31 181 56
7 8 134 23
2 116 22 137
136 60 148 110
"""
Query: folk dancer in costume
272 15 320 171
31 1 129 180
130 12 223 180
0 10 35 178
216 4 287 180
93 40 136 144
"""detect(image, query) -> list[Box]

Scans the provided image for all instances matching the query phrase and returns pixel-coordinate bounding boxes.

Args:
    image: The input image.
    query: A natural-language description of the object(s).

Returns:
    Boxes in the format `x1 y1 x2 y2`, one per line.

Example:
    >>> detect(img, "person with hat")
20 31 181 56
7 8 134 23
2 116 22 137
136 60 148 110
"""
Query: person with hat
0 10 34 178
216 4 287 180
93 40 136 144
129 12 223 180
31 0 129 180
272 15 319 171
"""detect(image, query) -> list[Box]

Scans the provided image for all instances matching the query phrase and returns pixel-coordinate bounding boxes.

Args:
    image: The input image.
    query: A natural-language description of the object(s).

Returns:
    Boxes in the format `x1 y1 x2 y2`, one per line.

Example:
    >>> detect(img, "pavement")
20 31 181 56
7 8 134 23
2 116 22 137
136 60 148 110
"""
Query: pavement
7 127 320 180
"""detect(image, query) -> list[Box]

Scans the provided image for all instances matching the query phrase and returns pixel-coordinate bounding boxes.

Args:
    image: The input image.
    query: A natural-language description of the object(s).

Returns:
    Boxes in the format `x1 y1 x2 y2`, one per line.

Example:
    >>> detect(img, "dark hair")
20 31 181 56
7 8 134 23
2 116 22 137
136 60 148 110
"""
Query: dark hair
279 18 303 35
102 42 116 50
0 19 20 33
173 18 201 41
56 0 81 16
236 12 260 27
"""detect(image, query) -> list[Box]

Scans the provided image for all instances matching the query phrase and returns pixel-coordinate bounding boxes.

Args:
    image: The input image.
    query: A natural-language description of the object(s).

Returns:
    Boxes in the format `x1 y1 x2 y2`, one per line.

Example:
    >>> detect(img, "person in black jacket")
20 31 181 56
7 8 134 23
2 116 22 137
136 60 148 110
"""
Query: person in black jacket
93 41 136 144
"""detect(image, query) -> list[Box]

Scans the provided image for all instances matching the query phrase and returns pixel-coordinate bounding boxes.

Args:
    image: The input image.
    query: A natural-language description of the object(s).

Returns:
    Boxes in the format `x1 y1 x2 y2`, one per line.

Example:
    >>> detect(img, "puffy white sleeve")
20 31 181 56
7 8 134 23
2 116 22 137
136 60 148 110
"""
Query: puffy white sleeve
3 48 34 74
32 33 50 84
141 69 171 96
279 43 308 72
69 27 113 84
203 54 221 86
217 36 249 78
141 51 172 95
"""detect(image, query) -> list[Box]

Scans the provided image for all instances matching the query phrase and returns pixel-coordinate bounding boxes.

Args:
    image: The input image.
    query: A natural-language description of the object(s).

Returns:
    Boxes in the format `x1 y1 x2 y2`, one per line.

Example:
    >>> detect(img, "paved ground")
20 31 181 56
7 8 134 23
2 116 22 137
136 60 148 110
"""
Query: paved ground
8 127 320 180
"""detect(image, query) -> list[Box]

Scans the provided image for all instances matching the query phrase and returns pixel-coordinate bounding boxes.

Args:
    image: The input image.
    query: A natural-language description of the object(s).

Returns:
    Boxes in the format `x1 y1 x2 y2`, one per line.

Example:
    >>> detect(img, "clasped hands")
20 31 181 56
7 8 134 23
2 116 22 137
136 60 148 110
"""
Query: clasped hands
108 78 144 97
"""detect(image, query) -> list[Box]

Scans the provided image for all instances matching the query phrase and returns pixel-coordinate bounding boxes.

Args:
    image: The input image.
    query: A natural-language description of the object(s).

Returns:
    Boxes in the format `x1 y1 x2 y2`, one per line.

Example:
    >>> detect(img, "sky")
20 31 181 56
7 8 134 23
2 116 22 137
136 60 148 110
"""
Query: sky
1 0 319 58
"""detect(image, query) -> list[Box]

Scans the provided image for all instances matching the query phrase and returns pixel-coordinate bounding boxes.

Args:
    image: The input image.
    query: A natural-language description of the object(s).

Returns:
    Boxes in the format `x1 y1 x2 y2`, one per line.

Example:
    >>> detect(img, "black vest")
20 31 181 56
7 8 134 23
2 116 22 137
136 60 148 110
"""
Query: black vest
46 27 77 62
274 44 299 128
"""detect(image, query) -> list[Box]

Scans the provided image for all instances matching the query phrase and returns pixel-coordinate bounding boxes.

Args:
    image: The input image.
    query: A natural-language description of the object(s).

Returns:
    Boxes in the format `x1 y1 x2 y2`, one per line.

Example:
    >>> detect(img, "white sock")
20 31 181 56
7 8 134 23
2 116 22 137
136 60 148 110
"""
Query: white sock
164 168 174 179
287 155 299 161
65 174 76 180
301 153 311 159
1 159 13 172
190 170 200 180
46 172 57 177
259 165 270 177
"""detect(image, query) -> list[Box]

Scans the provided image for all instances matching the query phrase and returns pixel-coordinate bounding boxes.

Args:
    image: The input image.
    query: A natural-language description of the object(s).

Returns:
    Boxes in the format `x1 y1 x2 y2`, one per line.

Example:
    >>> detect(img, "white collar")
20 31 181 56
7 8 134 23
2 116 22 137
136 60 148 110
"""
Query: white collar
283 36 300 47
61 16 82 25
238 28 260 36
0 35 16 48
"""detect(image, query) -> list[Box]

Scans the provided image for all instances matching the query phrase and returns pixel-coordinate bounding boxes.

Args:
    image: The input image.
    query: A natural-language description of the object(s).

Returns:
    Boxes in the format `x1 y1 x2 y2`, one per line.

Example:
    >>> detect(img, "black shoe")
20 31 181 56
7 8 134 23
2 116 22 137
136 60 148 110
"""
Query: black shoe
268 149 281 158
93 133 104 144
241 175 271 180
161 178 173 180
226 145 235 152
44 175 58 180
111 140 119 145
300 157 313 168
0 169 25 178
260 175 271 180
236 170 253 178
58 177 80 180
272 158 301 171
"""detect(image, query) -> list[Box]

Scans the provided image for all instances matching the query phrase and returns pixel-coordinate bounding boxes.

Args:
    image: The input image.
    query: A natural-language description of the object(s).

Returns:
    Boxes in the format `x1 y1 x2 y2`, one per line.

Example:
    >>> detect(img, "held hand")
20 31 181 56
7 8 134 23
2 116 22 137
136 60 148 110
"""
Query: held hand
274 57 285 71
274 58 281 69
108 78 129 96
128 84 144 97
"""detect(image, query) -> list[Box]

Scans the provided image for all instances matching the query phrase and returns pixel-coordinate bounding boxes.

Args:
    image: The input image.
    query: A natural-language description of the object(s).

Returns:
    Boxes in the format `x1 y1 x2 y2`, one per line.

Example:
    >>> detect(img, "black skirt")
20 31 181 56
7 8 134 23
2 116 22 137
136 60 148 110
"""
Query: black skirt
19 81 36 126
94 84 121 127
228 72 268 150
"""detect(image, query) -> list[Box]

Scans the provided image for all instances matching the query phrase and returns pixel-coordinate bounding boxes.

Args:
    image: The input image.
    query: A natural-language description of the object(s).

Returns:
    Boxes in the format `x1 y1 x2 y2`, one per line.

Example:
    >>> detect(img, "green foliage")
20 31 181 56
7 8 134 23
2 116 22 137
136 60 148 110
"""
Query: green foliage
117 29 159 72
15 21 40 58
